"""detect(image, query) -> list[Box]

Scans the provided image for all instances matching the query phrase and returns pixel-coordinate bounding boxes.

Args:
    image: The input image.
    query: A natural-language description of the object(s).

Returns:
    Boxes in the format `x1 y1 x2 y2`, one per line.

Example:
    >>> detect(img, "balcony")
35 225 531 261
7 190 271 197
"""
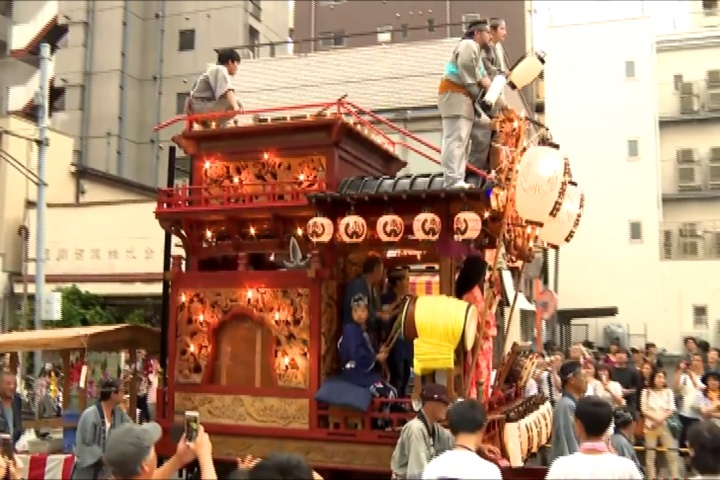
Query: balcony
9 0 64 62
658 76 720 123
661 220 720 261
662 149 720 200
7 53 55 113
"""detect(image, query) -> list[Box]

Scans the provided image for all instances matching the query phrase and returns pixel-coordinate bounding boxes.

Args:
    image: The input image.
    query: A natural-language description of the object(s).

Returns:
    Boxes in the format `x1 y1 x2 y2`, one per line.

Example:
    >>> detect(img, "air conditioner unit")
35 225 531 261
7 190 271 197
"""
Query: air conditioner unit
376 31 392 43
680 95 699 114
680 82 695 95
707 91 720 111
661 230 674 260
711 147 720 162
677 164 700 190
680 222 699 237
676 148 695 163
679 238 702 258
709 162 720 189
707 69 720 89
461 13 482 31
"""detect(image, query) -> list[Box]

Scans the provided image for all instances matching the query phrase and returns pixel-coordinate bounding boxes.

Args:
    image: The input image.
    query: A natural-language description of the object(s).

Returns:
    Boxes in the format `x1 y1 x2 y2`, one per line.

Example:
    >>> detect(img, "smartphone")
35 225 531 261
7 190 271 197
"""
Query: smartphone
0 433 13 458
184 410 200 443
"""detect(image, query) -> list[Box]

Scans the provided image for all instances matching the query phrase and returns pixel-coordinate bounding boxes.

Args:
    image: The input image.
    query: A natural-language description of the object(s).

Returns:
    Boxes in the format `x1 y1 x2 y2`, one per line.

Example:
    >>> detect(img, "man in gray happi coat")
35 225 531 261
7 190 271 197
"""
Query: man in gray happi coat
72 378 132 480
549 360 587 464
184 48 243 126
438 20 493 189
390 384 454 479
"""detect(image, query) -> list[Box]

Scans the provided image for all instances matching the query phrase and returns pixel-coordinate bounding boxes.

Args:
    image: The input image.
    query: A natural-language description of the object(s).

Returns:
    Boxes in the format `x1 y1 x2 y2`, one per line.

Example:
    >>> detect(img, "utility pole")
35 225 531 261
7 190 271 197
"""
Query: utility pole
33 43 50 375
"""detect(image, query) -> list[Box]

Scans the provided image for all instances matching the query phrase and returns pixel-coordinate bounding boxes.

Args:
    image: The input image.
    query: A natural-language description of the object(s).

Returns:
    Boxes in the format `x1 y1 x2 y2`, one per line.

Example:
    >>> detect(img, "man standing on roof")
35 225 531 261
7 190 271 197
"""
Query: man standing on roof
439 19 493 189
184 48 243 125
489 18 509 74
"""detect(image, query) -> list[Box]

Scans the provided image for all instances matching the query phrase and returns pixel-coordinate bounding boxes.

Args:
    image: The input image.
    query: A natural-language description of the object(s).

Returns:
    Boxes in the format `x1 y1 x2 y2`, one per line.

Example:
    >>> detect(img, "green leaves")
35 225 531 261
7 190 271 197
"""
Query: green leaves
52 285 151 328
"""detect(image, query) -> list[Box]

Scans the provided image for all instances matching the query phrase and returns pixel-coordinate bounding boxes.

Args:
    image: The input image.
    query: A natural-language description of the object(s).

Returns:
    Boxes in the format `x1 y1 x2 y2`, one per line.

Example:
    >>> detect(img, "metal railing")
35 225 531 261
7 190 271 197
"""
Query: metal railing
657 78 720 119
661 155 720 195
661 219 720 261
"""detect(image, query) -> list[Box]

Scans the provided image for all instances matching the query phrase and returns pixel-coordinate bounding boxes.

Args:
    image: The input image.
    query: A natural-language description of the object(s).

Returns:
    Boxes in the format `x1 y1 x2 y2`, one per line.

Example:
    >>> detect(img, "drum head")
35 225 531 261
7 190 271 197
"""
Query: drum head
463 304 479 351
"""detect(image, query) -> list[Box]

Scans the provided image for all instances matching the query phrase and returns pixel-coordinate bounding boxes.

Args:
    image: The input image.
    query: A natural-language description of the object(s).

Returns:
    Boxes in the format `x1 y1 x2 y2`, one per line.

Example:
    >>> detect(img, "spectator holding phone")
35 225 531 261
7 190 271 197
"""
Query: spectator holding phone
675 353 705 449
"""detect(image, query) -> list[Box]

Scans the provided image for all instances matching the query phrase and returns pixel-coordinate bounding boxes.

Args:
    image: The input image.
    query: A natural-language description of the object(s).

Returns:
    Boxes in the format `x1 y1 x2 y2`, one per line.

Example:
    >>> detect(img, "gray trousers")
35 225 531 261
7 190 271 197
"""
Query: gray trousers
190 98 243 127
440 114 492 187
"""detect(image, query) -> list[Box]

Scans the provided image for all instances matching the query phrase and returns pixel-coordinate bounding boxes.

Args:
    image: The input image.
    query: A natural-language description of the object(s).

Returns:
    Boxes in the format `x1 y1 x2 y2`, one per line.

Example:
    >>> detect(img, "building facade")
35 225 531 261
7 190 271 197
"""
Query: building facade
293 0 531 70
2 0 289 186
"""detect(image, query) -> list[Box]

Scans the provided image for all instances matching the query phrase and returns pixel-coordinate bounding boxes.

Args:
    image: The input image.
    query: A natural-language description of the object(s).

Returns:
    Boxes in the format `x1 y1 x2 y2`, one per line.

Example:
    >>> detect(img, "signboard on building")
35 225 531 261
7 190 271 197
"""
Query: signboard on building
41 291 62 321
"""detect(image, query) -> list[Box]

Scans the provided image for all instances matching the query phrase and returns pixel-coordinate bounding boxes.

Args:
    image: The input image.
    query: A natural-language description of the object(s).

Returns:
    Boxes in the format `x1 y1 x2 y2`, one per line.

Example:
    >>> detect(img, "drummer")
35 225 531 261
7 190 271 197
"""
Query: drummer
343 254 389 333
381 267 413 398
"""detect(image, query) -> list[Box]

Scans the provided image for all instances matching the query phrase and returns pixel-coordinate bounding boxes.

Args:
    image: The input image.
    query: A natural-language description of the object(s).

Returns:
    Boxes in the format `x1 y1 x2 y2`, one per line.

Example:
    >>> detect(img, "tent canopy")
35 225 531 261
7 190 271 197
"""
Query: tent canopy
0 325 160 353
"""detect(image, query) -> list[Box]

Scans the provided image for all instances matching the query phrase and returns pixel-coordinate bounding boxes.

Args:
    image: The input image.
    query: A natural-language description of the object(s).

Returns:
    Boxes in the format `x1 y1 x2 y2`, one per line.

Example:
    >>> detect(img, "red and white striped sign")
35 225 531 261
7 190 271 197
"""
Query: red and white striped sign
15 454 74 480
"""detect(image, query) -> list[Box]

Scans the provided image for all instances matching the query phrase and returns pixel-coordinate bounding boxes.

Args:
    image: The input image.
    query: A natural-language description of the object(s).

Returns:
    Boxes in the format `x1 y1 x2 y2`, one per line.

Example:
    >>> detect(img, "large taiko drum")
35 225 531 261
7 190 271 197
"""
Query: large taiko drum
398 295 478 351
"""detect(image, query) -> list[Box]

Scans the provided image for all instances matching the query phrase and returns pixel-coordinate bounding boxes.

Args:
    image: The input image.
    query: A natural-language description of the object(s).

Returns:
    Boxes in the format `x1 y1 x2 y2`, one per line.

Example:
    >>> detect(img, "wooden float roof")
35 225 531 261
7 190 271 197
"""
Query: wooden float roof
306 172 491 203
0 325 160 353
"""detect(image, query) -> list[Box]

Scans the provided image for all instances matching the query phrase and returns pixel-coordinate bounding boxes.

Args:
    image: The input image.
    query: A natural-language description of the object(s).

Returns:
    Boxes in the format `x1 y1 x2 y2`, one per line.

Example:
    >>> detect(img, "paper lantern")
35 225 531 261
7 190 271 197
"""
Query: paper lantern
508 51 545 90
515 145 570 225
539 182 584 248
412 212 441 241
453 211 482 240
376 214 404 242
338 214 367 243
306 216 334 243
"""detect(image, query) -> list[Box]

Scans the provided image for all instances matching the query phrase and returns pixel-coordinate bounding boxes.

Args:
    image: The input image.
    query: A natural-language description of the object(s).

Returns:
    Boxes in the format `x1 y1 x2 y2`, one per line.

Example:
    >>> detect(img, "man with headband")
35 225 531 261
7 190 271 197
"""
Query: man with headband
438 18 493 189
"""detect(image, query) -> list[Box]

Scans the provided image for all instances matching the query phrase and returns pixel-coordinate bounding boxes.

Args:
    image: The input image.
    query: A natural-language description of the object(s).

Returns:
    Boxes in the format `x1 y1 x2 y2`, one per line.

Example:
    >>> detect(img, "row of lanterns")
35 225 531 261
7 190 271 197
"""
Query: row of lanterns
514 145 585 247
306 210 484 244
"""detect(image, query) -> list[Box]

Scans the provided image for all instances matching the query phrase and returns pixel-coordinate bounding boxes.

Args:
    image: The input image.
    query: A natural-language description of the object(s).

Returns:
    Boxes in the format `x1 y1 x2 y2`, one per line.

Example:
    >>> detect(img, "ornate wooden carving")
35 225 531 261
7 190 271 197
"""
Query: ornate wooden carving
175 287 310 388
207 434 394 468
320 280 338 380
202 155 326 193
174 393 309 429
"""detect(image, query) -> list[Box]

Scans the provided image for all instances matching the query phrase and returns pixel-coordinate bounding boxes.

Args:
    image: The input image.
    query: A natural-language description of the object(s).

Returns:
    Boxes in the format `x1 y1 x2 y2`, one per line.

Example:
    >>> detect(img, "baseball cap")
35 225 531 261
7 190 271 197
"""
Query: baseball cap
421 383 449 405
105 422 162 478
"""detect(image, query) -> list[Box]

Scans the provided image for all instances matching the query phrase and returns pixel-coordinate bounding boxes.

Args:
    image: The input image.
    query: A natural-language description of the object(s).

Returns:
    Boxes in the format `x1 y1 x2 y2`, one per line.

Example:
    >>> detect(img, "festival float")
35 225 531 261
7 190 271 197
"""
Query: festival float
151 52 582 478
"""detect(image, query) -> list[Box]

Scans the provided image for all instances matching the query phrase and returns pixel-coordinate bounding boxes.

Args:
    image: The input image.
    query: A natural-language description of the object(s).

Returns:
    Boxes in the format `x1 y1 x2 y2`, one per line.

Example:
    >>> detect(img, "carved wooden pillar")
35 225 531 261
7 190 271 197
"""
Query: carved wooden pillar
237 253 249 271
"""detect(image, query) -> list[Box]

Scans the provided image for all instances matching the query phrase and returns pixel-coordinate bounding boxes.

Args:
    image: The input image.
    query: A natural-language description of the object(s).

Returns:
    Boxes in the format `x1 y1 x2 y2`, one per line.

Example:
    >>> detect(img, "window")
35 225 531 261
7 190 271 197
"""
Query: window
629 221 643 243
703 0 718 15
462 13 482 31
318 31 346 49
673 74 684 91
248 25 260 58
427 18 436 32
400 24 409 39
178 29 196 51
627 139 639 159
269 43 276 58
176 92 190 115
693 304 709 329
625 60 636 79
249 0 262 21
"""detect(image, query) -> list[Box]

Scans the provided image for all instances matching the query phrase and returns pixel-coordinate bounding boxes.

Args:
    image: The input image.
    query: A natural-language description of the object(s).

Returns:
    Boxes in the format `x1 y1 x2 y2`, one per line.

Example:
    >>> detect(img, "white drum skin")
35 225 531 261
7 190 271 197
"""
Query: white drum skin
503 421 523 467
464 304 479 351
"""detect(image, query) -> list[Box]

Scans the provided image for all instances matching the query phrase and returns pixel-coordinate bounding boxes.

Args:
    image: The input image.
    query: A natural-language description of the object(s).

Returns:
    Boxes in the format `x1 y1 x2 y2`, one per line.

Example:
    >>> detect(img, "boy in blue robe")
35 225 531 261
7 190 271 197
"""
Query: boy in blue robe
339 293 397 419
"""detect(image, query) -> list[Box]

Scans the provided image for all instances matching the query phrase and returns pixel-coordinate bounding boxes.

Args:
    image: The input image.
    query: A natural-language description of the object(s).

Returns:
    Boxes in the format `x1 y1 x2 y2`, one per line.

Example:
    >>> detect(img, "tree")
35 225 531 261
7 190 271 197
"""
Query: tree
53 285 151 328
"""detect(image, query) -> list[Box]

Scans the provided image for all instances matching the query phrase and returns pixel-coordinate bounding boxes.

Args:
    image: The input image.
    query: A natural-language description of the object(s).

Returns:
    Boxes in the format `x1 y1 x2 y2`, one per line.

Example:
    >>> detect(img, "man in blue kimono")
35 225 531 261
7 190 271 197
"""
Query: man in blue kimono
343 254 388 332
549 360 587 464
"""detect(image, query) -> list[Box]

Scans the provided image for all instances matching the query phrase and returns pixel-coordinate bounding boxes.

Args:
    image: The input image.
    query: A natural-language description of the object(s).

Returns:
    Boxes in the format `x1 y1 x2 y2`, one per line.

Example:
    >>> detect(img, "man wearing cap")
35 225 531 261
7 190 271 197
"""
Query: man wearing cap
390 384 454 479
104 422 216 480
438 19 493 189
72 378 131 479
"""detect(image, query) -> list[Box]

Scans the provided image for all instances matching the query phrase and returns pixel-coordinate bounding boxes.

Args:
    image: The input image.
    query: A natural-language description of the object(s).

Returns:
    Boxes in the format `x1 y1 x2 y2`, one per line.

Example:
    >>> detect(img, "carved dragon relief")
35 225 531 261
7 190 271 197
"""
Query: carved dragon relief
175 287 310 388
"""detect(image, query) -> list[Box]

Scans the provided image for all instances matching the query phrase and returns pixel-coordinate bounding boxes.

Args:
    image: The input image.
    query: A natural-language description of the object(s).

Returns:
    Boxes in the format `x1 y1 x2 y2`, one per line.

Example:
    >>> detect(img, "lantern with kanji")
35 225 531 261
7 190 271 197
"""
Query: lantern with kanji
453 211 482 241
376 214 404 242
515 145 571 225
338 214 367 243
306 215 334 243
412 212 441 241
539 182 584 248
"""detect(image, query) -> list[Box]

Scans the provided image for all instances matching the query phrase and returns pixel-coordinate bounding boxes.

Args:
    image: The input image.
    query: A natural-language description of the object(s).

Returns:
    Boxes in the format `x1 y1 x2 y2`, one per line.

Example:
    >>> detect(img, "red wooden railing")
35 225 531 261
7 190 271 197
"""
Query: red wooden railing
153 99 485 177
156 181 325 213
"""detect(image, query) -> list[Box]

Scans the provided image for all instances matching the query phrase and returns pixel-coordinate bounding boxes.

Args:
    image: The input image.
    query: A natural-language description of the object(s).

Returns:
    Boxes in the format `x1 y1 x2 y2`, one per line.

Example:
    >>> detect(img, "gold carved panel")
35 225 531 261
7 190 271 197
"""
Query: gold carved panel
176 287 310 388
202 155 326 194
208 434 394 469
175 393 309 429
320 280 338 380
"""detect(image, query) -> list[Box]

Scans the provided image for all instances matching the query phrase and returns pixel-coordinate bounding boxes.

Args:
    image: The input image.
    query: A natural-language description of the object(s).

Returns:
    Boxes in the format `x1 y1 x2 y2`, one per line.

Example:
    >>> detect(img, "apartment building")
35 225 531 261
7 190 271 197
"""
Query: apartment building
655 2 720 341
293 0 531 68
2 0 289 186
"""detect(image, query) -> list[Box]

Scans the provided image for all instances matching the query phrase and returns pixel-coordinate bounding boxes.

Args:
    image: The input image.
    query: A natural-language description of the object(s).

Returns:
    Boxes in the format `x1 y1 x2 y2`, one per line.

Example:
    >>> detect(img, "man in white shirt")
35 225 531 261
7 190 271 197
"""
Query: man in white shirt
422 399 502 480
675 352 705 449
185 48 242 125
546 396 642 480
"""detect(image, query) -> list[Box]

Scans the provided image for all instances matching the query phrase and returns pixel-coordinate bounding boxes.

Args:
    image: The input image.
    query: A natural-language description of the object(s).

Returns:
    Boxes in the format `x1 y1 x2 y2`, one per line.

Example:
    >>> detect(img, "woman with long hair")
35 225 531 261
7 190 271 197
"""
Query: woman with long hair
641 370 680 479
584 360 600 397
591 363 625 408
